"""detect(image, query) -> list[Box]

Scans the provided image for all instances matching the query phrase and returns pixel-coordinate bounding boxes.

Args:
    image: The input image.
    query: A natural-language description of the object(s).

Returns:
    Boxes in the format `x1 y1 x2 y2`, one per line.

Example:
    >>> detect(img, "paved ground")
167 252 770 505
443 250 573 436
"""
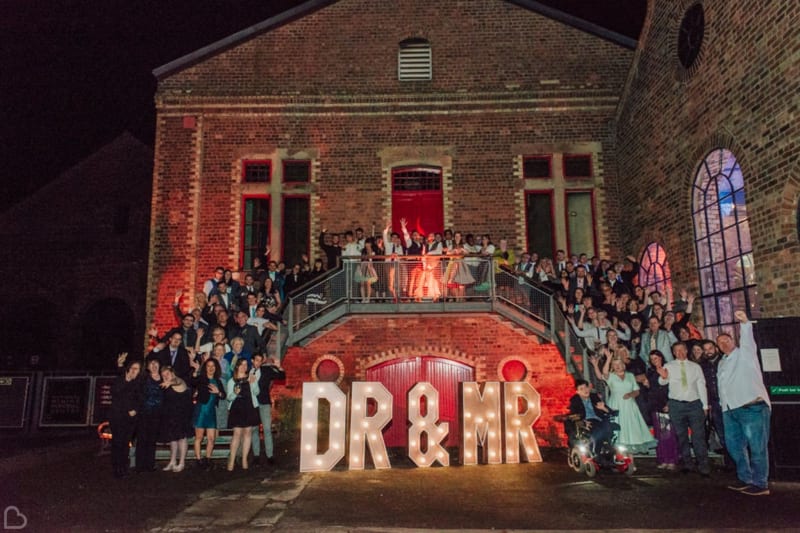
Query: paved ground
2 435 798 532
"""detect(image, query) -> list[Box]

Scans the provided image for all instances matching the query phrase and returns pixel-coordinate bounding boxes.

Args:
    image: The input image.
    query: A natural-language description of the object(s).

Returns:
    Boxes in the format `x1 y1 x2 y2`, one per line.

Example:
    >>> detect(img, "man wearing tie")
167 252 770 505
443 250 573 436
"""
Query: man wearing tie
658 341 710 476
150 331 192 384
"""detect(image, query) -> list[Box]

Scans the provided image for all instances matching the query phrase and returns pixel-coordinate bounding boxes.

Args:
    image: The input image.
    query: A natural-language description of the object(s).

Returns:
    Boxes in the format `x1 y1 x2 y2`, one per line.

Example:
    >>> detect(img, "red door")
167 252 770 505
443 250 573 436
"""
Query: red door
365 356 474 447
391 166 444 236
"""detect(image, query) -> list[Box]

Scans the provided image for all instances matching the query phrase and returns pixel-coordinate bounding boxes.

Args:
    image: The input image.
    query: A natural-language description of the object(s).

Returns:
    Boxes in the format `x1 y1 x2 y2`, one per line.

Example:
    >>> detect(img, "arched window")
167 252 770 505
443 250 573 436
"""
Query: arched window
692 148 758 339
639 242 672 295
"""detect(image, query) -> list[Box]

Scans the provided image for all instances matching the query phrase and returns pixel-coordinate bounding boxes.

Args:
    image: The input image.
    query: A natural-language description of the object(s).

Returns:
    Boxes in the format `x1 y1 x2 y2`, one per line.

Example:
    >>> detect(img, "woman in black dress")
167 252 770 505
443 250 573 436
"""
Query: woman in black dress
135 355 163 473
159 365 193 473
226 358 260 471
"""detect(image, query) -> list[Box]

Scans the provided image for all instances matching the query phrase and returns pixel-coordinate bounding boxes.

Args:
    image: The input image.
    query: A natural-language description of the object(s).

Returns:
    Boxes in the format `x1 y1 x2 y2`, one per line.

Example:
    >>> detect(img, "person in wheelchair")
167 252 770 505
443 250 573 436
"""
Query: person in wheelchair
567 379 613 454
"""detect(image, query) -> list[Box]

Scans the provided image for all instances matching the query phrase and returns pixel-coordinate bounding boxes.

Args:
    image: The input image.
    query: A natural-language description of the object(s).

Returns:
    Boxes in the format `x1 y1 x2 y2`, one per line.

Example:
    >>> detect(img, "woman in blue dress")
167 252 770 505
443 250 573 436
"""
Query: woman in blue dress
597 347 656 452
191 357 226 469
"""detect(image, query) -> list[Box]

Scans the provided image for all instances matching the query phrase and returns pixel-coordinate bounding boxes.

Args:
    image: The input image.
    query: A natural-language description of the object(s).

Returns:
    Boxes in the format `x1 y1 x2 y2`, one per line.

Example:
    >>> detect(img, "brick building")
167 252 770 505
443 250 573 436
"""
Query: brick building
147 0 799 450
0 133 152 370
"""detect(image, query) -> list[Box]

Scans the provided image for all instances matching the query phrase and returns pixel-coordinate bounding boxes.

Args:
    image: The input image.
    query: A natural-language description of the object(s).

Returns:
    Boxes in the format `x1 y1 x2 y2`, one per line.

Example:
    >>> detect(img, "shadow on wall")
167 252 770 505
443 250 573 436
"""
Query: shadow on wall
0 299 59 370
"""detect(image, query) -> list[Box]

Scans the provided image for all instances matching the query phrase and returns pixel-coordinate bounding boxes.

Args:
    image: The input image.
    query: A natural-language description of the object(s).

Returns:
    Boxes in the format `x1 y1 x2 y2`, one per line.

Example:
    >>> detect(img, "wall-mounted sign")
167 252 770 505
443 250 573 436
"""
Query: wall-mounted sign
300 381 541 472
40 377 91 427
0 376 31 428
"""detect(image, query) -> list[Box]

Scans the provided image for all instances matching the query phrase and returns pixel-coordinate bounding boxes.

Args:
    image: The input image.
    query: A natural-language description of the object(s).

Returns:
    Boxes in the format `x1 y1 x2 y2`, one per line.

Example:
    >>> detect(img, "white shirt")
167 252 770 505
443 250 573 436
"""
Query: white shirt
659 359 708 408
717 321 771 411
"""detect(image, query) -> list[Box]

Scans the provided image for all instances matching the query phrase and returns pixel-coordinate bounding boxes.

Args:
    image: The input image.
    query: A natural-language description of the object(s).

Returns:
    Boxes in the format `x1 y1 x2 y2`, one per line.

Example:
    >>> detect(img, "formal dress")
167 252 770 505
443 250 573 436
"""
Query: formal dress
606 371 656 450
159 385 193 442
228 380 260 428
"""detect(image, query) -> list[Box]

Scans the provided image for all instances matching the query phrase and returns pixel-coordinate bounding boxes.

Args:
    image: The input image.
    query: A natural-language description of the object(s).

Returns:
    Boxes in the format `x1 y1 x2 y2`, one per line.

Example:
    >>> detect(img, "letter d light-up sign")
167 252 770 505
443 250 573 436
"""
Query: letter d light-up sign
349 382 393 470
299 382 347 472
407 382 450 467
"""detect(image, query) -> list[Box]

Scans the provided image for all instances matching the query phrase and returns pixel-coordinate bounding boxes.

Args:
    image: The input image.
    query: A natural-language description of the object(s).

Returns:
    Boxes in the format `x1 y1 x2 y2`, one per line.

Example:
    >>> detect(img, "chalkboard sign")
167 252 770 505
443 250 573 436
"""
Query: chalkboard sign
40 377 91 427
91 377 116 425
0 376 30 428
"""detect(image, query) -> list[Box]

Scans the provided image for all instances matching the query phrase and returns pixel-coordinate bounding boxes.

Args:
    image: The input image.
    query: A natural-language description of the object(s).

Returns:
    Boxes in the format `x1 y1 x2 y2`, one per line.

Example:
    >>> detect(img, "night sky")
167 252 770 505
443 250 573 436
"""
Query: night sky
0 0 645 213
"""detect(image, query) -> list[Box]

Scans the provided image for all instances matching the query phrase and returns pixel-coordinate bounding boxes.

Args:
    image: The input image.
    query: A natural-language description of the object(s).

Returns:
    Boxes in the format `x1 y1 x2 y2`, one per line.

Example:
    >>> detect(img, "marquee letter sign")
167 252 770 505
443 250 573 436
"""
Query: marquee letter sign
299 381 542 472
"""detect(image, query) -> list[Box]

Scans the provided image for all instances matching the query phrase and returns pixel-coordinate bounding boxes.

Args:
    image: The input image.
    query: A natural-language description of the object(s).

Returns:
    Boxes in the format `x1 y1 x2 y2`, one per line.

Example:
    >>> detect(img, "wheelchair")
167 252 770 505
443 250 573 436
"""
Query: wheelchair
555 411 635 478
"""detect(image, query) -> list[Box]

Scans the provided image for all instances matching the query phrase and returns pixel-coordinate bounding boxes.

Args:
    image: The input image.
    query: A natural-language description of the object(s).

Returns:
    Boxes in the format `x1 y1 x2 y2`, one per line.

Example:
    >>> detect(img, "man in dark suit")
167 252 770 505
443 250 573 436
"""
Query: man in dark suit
568 379 612 453
251 353 286 466
232 310 267 356
149 331 193 384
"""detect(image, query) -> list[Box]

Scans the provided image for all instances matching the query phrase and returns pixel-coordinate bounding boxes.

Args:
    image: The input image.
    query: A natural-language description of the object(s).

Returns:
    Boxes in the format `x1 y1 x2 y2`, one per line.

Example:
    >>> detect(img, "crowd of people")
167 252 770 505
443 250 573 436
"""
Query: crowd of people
113 220 771 497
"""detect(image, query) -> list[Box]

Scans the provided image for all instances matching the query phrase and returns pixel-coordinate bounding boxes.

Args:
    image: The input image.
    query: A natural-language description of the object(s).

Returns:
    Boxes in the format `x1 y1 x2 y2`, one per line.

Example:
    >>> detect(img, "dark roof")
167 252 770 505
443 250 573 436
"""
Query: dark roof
153 0 638 80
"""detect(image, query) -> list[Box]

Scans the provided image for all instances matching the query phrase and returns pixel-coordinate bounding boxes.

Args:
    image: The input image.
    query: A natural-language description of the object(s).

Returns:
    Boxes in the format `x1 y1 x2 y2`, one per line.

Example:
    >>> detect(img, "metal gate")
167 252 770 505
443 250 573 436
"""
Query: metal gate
366 356 474 447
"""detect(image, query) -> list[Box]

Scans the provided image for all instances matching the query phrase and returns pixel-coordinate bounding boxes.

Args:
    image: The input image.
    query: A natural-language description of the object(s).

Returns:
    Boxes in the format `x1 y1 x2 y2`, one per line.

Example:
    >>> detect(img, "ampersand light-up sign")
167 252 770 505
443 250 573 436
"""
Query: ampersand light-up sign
461 381 503 465
407 382 450 467
349 382 393 470
503 381 542 463
299 382 347 472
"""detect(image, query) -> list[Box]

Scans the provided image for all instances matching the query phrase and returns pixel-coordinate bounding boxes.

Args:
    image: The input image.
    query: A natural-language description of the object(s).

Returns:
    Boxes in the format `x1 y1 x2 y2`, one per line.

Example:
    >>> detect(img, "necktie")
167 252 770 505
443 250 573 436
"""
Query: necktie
171 350 177 365
680 361 687 389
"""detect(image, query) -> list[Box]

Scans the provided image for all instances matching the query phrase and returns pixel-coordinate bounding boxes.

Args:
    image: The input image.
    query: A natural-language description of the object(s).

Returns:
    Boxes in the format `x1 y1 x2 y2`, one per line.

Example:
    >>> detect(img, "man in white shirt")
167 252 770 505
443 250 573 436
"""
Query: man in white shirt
716 310 772 496
658 341 710 476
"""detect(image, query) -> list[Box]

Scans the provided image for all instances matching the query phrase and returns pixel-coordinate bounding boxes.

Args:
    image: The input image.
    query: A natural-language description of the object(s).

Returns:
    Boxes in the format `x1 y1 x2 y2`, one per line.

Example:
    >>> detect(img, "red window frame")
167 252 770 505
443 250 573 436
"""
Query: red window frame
522 155 553 179
282 160 311 184
564 189 598 257
240 194 270 269
281 194 311 264
242 159 272 183
562 154 593 179
524 189 556 258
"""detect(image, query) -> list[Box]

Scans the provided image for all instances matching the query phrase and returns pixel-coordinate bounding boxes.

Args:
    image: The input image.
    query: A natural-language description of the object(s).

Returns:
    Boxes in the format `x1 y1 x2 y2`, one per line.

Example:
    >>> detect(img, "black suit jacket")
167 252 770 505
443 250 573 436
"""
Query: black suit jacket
232 323 267 356
569 392 608 421
152 346 193 384
255 364 286 405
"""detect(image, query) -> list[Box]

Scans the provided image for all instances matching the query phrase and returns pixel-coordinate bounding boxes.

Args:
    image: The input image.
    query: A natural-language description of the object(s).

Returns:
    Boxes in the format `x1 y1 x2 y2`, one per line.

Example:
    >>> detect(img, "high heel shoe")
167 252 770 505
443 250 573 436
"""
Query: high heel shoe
163 462 175 472
173 463 185 473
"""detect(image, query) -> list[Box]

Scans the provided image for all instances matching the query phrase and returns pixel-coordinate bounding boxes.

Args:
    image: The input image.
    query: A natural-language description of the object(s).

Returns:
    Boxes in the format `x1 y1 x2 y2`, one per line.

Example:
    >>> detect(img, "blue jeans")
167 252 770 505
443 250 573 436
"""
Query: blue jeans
668 399 709 473
251 403 273 458
723 402 771 488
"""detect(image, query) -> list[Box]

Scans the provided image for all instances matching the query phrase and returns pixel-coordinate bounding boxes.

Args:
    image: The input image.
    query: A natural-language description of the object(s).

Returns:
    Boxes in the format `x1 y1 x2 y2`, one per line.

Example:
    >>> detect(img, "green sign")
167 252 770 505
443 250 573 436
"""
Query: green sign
770 385 800 395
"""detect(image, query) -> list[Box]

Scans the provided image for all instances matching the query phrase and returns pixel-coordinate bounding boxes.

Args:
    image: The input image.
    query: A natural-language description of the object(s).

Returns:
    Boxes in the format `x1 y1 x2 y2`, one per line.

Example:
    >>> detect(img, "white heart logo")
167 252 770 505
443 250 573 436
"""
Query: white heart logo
4 506 28 530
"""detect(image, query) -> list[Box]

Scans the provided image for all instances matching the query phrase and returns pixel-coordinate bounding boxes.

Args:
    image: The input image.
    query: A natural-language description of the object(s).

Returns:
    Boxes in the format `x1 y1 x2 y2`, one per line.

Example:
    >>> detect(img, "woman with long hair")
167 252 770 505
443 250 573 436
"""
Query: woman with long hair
110 354 142 478
159 366 193 472
135 355 162 473
226 358 260 471
191 357 226 469
643 349 680 470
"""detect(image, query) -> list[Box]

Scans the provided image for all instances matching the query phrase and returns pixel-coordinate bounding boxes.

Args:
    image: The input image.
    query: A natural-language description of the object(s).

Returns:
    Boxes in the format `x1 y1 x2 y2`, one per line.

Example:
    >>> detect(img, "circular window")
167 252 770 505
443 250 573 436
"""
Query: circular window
678 3 705 70
311 355 344 383
500 359 527 381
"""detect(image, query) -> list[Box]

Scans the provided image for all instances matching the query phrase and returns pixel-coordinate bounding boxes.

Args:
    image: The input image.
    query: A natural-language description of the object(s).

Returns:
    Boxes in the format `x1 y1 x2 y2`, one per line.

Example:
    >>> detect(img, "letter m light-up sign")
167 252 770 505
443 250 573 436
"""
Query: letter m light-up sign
300 381 541 472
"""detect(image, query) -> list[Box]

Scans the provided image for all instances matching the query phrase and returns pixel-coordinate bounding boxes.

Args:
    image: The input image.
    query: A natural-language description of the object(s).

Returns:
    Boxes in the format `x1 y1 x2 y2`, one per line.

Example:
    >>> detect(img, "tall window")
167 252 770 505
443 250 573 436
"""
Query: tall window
282 196 310 268
639 242 672 294
692 148 758 339
241 196 270 270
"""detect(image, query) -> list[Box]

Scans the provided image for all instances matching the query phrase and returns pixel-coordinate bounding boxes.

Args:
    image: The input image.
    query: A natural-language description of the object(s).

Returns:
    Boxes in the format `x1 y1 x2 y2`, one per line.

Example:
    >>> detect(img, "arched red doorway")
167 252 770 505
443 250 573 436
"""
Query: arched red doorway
365 356 474 447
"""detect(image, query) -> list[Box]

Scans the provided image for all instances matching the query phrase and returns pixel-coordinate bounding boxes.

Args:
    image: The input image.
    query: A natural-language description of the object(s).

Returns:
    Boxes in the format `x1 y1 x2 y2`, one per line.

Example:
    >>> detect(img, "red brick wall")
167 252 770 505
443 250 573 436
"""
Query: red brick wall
272 314 575 447
615 1 800 317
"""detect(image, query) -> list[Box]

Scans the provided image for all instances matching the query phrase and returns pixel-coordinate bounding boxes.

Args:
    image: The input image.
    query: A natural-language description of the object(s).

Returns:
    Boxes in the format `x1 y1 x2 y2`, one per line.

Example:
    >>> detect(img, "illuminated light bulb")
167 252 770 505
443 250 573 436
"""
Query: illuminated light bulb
354 404 361 410
375 455 383 462
514 385 522 392
366 386 373 393
490 451 496 458
333 443 340 450
352 456 360 463
362 421 369 428
513 419 521 426
465 388 472 394
304 444 312 451
420 385 426 392
305 401 313 407
317 387 325 393
465 412 472 418
429 400 436 407
315 459 322 465
489 431 496 438
486 386 494 393
465 452 472 458
507 432 514 438
305 423 313 429
508 451 515 457
526 448 533 455
476 417 484 424
410 400 417 407
420 421 426 427
353 434 360 441
381 404 388 411
437 427 445 434
334 401 341 407
333 422 341 428
487 412 495 419
410 440 417 447
420 457 426 463
506 403 513 409
437 452 445 459
370 433 377 441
